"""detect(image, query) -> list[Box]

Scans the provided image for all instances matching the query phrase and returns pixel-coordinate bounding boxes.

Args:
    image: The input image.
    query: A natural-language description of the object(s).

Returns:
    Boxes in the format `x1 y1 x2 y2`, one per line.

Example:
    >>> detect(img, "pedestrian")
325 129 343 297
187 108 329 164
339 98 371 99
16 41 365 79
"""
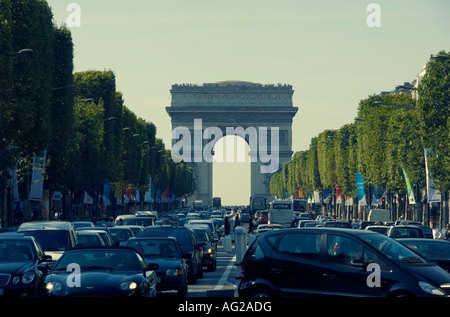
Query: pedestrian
248 218 253 233
224 216 230 236
234 216 241 228
445 224 450 240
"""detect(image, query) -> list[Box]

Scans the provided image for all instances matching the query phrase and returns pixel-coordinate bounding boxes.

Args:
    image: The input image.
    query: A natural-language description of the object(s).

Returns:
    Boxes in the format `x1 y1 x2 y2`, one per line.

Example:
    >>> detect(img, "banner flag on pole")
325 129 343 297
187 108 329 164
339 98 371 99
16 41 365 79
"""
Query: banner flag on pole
29 151 46 201
424 148 441 203
102 181 111 206
323 189 330 204
83 191 93 205
335 185 342 204
402 168 415 204
356 171 367 206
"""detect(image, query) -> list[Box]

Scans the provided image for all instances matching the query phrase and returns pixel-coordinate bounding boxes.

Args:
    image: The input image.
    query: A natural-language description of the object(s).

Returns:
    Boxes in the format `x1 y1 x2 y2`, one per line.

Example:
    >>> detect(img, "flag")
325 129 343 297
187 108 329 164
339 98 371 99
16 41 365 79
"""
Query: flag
424 148 441 203
29 151 46 201
52 191 63 201
335 185 342 204
102 181 111 206
156 188 162 203
144 177 153 203
313 191 321 205
83 191 93 205
356 171 367 206
323 189 330 204
402 168 415 204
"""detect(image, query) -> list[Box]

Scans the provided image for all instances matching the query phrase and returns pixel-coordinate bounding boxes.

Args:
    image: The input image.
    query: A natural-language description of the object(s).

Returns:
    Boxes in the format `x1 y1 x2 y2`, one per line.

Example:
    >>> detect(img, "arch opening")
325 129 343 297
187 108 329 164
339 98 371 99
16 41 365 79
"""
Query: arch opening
213 135 251 206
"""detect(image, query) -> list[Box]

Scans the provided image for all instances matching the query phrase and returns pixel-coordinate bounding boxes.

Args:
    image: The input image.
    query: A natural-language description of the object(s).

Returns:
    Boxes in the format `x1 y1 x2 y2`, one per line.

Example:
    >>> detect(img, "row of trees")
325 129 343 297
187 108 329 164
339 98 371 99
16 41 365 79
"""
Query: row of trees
0 0 194 226
270 52 449 224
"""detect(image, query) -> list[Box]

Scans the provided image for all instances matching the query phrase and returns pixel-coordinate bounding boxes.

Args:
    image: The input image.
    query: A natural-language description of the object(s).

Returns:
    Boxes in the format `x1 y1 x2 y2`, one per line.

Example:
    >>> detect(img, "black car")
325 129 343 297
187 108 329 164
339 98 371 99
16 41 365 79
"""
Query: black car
186 224 219 271
238 228 450 297
0 233 52 296
108 227 135 246
137 225 203 283
126 237 189 296
386 225 425 239
398 239 450 272
44 247 158 297
323 221 352 229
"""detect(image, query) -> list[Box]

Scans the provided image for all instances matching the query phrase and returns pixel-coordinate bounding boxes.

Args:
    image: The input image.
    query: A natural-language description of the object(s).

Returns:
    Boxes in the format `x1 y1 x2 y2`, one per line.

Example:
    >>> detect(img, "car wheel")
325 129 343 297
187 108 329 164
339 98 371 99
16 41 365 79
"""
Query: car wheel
249 287 274 297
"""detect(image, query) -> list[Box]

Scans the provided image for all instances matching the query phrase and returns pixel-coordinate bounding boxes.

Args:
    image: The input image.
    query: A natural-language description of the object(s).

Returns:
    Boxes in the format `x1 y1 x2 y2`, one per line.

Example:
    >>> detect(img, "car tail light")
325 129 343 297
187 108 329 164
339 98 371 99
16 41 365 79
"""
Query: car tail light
238 264 246 282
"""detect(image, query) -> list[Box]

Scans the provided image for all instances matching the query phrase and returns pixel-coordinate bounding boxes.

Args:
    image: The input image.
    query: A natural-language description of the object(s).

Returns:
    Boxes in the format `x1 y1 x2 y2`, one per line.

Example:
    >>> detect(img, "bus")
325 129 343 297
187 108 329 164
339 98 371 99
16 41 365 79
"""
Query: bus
268 200 294 228
212 197 221 209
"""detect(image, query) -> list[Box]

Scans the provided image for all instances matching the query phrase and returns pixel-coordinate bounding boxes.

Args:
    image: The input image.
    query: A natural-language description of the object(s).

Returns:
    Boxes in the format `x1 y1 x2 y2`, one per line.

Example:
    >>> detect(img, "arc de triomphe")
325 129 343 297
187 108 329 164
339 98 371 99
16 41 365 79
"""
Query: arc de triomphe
166 80 298 205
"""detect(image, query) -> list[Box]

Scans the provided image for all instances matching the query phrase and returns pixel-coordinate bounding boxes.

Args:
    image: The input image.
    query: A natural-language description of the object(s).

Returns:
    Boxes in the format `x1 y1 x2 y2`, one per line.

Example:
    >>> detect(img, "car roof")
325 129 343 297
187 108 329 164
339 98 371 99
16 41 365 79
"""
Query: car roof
0 232 37 240
397 238 448 243
260 227 378 236
128 236 178 242
18 221 73 231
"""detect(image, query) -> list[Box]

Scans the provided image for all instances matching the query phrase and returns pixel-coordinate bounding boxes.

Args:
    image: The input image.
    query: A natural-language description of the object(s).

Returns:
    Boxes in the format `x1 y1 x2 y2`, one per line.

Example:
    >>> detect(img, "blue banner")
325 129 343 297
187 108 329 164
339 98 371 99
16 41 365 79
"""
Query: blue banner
356 171 367 206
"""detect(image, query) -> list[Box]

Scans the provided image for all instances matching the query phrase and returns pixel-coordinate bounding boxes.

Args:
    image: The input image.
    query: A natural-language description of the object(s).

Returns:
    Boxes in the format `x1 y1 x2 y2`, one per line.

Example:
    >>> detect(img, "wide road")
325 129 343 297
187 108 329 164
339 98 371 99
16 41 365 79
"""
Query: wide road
159 238 239 297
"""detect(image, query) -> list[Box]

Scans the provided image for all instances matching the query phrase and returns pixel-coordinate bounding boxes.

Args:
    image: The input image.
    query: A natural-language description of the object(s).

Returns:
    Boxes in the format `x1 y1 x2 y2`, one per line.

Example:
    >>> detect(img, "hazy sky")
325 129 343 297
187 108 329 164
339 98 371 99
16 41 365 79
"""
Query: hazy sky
46 0 450 205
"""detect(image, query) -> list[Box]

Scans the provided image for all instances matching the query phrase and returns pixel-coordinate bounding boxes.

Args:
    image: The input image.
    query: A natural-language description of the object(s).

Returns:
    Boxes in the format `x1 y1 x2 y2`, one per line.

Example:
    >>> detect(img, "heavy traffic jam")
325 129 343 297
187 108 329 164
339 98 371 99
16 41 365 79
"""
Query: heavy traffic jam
1 197 450 297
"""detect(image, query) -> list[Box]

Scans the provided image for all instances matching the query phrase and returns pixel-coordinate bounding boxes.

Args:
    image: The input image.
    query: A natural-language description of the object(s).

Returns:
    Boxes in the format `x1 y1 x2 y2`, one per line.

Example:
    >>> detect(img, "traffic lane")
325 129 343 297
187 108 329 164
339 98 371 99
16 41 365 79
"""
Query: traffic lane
159 241 237 297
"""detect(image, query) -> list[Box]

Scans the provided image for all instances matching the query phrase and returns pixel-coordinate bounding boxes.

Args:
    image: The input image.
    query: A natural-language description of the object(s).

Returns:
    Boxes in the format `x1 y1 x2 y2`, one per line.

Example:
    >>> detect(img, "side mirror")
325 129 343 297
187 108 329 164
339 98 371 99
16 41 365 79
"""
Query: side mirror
350 259 366 268
146 263 159 271
41 255 52 262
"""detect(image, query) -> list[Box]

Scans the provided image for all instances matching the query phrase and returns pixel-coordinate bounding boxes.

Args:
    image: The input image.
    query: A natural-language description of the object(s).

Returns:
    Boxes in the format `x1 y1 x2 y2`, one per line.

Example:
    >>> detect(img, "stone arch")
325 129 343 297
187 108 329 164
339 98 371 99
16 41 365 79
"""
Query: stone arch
166 81 298 205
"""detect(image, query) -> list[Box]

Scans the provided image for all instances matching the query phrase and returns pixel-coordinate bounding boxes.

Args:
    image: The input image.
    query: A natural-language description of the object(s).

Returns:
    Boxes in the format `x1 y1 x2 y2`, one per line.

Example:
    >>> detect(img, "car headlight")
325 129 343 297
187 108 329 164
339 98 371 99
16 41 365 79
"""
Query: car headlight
21 271 36 284
46 282 62 291
120 281 137 290
419 281 445 296
207 248 212 254
166 268 182 276
12 272 36 285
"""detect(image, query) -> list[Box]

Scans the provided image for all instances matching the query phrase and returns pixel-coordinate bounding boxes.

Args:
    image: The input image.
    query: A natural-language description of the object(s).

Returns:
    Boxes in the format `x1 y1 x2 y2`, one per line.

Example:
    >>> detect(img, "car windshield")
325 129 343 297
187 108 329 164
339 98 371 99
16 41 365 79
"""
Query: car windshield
360 233 427 264
127 239 181 258
0 240 35 261
54 249 142 271
22 230 70 251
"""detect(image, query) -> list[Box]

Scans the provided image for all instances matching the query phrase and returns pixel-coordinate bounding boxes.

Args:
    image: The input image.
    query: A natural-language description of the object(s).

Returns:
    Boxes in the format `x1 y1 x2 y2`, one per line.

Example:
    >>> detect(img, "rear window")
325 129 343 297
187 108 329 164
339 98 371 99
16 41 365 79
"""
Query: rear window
138 228 194 253
22 230 70 251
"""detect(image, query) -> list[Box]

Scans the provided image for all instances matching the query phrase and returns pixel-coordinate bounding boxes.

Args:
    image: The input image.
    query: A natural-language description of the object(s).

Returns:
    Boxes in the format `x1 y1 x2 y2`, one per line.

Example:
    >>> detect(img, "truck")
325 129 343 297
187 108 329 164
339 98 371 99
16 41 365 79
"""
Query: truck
268 200 294 228
292 198 308 213
368 209 391 224
250 196 266 214
193 200 204 211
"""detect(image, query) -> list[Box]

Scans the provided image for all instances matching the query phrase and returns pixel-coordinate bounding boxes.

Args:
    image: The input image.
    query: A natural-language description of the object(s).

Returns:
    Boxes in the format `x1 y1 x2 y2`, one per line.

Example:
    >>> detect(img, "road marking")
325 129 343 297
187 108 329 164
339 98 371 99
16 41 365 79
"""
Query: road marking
214 255 236 290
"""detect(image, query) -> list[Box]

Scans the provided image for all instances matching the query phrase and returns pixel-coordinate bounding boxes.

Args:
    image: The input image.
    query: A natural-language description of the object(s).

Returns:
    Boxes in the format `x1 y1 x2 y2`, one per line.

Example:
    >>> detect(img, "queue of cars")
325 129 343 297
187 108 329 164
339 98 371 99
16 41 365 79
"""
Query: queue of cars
0 209 223 297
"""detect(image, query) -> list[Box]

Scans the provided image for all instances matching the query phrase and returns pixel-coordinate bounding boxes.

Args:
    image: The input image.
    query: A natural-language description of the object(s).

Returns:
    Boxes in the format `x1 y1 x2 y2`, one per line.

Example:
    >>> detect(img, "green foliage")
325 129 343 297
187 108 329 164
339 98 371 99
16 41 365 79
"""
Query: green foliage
417 51 450 193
